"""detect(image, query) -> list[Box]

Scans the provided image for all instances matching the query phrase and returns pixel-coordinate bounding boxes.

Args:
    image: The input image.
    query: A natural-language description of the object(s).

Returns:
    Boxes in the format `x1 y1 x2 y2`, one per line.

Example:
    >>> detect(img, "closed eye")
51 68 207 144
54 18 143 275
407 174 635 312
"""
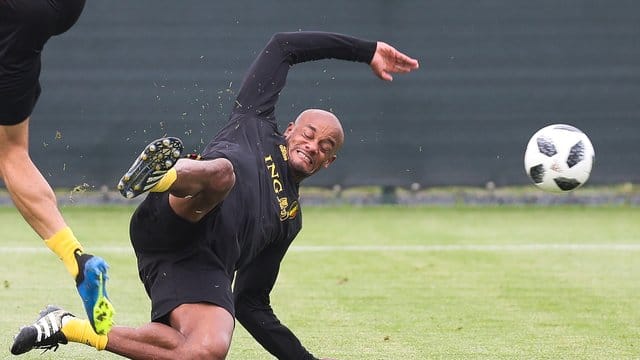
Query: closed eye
320 141 334 153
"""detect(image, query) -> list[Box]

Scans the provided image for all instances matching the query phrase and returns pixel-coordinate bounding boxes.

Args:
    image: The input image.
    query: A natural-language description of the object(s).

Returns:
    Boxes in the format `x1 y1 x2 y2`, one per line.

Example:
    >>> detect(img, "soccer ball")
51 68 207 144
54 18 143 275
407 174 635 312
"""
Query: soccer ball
524 124 595 192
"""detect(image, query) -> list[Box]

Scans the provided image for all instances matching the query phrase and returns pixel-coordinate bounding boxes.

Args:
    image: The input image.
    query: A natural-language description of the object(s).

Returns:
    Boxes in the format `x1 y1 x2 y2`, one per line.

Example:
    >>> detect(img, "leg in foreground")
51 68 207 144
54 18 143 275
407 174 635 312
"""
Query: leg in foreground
12 303 234 360
0 121 114 335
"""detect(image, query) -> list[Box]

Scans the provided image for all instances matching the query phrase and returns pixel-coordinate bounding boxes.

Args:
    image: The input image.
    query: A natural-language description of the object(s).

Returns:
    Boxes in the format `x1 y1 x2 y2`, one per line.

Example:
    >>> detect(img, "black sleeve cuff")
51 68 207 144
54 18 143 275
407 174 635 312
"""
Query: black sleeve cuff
353 38 378 64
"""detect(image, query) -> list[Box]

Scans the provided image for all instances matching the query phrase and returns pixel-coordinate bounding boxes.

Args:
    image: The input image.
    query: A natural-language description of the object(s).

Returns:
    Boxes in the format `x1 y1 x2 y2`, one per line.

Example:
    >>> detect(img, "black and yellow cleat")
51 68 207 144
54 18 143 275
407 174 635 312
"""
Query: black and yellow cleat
117 137 183 199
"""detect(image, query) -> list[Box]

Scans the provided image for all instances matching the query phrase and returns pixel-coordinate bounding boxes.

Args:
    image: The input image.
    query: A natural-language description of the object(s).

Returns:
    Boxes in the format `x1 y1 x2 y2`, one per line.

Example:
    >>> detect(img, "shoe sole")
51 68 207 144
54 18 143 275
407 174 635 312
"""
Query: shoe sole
117 137 183 199
78 257 115 335
92 271 115 335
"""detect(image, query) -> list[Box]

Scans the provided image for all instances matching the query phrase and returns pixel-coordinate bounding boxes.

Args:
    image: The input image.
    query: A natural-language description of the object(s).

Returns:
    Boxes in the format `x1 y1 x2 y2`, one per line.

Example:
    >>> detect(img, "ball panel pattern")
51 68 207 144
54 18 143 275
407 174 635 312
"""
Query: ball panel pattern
566 140 585 168
536 136 557 157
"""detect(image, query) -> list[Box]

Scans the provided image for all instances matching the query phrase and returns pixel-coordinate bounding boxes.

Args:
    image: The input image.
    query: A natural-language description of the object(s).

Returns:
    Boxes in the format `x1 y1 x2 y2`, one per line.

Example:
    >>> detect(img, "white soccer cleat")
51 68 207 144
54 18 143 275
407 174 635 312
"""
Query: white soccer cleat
11 305 73 355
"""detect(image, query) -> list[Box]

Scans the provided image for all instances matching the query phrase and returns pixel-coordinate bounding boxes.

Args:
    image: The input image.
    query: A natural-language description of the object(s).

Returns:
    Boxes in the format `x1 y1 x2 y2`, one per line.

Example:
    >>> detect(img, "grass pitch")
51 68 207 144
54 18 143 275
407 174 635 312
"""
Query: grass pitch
0 205 638 359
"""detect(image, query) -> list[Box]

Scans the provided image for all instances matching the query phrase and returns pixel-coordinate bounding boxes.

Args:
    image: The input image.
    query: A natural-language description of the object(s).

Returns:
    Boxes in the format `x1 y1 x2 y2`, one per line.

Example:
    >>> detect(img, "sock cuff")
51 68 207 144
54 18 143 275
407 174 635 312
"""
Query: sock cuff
95 334 108 351
150 167 177 193
62 318 108 351
44 227 83 255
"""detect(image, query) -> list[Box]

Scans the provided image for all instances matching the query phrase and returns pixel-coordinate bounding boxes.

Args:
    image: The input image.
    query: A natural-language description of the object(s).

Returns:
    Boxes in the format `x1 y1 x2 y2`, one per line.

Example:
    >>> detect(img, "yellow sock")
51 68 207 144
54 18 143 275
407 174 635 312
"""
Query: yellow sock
44 227 83 278
62 318 108 350
150 167 177 193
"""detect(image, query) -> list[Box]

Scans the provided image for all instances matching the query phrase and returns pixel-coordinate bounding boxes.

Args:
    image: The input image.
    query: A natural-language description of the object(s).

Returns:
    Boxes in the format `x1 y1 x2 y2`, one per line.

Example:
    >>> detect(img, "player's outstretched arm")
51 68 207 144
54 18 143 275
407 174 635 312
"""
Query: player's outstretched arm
370 41 420 81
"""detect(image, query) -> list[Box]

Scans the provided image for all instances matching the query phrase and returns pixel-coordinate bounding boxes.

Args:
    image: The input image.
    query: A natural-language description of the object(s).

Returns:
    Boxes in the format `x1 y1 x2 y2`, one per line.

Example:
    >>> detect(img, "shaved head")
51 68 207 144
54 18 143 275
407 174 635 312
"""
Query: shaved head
294 109 344 150
284 108 345 182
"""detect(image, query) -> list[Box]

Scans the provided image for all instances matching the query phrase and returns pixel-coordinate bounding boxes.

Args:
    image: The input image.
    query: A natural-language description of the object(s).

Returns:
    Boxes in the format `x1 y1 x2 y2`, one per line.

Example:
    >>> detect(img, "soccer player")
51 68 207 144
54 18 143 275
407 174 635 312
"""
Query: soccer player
11 31 418 359
0 0 114 335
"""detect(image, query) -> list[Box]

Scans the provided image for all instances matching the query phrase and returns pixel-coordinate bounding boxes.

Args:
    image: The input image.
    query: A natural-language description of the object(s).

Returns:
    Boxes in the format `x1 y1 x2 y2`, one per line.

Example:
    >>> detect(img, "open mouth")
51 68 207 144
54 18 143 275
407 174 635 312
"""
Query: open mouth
295 149 312 165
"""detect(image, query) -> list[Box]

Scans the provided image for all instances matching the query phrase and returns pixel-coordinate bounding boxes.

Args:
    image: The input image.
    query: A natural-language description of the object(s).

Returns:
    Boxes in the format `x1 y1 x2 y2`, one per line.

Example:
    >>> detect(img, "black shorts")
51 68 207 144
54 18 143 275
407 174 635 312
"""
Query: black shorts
129 192 235 324
0 0 85 124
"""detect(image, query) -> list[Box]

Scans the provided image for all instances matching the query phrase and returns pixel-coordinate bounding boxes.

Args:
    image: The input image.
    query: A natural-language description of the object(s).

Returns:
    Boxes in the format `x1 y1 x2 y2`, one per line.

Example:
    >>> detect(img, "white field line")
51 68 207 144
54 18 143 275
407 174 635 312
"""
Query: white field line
1 244 640 254
291 244 640 252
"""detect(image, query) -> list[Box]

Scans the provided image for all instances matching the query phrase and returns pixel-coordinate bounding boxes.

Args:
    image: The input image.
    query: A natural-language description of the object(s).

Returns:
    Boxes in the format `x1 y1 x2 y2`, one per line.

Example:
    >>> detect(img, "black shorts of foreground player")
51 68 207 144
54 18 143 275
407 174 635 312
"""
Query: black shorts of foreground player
12 31 418 359
1 0 114 336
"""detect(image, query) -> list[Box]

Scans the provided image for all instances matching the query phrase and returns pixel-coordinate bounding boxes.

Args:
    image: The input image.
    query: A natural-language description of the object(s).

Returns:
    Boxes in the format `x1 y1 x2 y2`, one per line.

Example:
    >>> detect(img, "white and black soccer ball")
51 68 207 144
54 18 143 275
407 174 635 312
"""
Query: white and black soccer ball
524 124 595 192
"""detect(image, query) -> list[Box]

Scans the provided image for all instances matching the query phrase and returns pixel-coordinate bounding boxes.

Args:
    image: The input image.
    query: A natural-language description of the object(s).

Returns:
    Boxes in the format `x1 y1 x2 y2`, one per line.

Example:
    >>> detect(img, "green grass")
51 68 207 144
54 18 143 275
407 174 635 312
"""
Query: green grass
0 205 639 359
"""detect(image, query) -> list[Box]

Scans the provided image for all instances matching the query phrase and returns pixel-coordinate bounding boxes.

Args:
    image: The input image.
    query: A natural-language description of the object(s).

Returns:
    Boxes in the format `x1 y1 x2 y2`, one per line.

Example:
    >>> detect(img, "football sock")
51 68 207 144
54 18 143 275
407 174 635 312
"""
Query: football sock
150 167 177 193
44 227 83 278
62 318 108 350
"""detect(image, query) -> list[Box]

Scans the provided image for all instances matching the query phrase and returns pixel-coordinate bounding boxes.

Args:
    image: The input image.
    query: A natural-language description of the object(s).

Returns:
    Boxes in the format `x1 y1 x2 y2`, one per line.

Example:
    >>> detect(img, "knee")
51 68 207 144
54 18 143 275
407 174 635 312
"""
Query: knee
209 158 235 195
188 333 232 360
204 335 232 360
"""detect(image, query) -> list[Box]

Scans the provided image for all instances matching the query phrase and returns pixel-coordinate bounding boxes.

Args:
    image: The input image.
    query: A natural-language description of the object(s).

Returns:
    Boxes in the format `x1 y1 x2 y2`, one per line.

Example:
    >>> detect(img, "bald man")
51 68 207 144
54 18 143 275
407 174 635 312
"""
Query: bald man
13 31 418 359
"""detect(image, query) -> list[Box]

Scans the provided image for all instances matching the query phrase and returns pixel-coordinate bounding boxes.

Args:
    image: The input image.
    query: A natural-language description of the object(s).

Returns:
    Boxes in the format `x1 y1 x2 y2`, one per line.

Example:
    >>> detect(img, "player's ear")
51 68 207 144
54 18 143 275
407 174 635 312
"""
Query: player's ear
323 154 337 168
284 122 295 137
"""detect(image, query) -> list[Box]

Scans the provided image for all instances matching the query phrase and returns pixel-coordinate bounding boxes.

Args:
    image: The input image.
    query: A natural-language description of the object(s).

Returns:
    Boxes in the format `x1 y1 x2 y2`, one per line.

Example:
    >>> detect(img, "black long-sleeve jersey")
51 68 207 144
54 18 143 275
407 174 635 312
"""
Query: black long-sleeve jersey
200 32 376 360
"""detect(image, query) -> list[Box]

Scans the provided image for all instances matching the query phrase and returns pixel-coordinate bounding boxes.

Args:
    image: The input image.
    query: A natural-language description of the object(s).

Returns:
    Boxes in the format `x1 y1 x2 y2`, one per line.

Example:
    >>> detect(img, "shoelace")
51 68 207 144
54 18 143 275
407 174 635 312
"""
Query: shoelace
38 343 60 354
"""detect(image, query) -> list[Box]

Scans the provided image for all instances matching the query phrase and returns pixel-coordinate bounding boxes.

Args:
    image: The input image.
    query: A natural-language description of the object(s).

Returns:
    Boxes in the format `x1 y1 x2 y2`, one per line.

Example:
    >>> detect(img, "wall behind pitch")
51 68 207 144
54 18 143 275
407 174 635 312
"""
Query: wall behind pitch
28 1 640 189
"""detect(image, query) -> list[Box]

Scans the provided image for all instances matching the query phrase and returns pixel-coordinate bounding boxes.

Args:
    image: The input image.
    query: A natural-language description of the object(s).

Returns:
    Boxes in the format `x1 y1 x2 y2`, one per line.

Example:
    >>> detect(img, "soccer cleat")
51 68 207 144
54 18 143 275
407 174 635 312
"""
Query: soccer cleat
11 306 72 355
76 252 115 335
117 137 183 199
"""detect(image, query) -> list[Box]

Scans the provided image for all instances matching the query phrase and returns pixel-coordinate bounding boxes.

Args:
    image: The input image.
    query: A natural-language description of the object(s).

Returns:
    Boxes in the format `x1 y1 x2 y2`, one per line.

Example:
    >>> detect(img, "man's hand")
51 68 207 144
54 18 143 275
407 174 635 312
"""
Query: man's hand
370 41 420 81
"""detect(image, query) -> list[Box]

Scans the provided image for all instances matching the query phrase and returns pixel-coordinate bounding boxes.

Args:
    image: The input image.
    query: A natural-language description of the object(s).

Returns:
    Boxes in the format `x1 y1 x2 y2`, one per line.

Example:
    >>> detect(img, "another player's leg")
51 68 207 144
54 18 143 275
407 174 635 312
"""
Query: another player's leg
0 120 114 335
12 304 233 359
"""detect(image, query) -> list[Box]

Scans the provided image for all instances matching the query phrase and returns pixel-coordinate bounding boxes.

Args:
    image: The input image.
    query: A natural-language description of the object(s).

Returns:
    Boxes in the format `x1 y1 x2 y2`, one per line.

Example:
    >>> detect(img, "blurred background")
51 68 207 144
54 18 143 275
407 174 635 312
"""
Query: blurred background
24 0 640 193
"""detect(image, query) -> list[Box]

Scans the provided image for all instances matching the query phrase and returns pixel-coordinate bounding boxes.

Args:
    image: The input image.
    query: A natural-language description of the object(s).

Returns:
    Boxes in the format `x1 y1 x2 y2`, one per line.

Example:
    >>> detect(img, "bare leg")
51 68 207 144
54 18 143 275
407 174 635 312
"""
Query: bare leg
0 118 115 334
168 158 235 222
105 303 234 360
0 119 66 238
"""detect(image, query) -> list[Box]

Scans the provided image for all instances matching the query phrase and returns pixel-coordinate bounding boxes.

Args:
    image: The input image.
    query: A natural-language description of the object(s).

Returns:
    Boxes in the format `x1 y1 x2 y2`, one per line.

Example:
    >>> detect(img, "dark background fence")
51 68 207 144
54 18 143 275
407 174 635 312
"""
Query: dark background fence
25 0 640 189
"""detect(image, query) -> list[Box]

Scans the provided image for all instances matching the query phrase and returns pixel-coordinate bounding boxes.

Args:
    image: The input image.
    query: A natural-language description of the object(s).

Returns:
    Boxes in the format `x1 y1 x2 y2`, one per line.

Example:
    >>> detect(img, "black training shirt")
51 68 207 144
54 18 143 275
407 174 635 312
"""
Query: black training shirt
201 32 376 360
